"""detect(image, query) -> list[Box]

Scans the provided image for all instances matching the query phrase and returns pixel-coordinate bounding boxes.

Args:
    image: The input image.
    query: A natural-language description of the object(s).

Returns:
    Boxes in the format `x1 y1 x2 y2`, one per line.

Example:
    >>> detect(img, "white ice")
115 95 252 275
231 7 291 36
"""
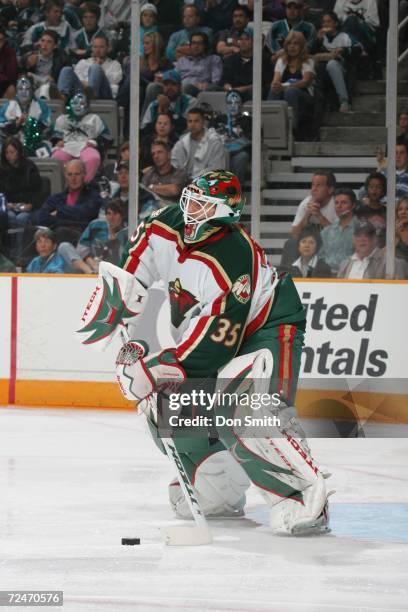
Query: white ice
0 407 407 612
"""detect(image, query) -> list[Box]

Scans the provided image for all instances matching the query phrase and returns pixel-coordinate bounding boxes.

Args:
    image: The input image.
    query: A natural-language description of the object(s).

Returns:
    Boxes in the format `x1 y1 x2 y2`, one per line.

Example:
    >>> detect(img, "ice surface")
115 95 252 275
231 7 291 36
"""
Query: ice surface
0 407 407 612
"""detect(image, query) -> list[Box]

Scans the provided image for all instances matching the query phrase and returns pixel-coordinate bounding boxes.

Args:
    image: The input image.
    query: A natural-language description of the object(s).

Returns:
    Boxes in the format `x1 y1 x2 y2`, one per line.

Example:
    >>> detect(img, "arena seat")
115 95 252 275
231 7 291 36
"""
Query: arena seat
197 91 227 113
243 101 293 156
31 158 65 195
89 100 119 154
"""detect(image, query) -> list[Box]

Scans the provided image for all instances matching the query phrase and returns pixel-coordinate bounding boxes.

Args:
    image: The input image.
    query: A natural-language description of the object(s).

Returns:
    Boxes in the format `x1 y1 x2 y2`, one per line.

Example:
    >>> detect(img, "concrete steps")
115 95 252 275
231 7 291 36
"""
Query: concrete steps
354 80 408 95
293 141 379 156
324 111 384 127
319 126 386 142
352 96 407 113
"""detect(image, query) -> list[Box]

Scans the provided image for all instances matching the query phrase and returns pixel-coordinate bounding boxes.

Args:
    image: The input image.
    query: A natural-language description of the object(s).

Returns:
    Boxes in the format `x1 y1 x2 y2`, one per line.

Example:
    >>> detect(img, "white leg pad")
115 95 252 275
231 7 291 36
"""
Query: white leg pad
169 450 251 520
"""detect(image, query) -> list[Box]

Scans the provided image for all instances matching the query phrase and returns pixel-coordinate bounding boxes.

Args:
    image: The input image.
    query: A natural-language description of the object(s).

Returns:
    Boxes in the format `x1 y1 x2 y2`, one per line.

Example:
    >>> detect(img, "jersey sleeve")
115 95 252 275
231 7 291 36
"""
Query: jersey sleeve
120 219 160 289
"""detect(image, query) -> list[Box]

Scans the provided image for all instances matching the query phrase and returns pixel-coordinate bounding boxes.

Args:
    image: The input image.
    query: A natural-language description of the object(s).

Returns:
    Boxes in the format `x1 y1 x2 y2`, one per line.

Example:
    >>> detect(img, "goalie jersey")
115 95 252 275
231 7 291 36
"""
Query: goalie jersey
121 205 304 379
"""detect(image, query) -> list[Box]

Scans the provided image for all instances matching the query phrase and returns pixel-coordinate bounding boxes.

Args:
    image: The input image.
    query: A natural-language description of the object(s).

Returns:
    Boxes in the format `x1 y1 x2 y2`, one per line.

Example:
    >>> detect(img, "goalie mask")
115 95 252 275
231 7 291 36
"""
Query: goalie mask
180 170 244 243
16 76 33 108
69 92 88 119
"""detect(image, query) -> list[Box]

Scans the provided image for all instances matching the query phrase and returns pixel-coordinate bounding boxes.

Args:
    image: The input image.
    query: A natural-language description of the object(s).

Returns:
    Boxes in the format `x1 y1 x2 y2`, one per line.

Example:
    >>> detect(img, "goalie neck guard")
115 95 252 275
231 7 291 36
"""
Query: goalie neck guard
180 170 245 243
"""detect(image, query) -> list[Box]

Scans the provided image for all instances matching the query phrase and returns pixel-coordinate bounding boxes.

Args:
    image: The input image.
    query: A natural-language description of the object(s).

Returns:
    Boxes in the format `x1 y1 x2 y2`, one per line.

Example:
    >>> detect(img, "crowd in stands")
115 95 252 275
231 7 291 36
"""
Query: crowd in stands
0 0 406 280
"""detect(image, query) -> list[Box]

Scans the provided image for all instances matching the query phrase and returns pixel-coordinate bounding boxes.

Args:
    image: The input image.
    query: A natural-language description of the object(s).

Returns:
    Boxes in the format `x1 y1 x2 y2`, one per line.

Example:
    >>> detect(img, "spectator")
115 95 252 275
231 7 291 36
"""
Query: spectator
139 31 172 114
398 108 408 142
22 0 74 53
99 0 130 28
338 222 407 279
263 1 286 23
64 0 83 31
303 0 336 26
51 92 112 183
38 159 102 240
58 198 128 273
0 26 18 98
215 5 251 58
141 69 197 131
269 30 315 133
375 141 408 199
26 227 66 273
281 227 332 277
171 107 225 180
0 76 52 156
57 34 123 100
165 4 212 63
396 196 408 234
396 222 408 266
109 160 129 210
291 170 337 237
0 135 43 226
208 90 251 186
140 112 178 171
333 0 379 61
319 187 359 274
266 0 317 60
142 139 188 216
175 32 223 97
0 136 42 260
0 241 16 272
201 0 238 32
356 171 386 226
223 27 272 101
70 2 106 62
24 29 69 100
313 11 361 113
140 3 158 56
6 0 42 40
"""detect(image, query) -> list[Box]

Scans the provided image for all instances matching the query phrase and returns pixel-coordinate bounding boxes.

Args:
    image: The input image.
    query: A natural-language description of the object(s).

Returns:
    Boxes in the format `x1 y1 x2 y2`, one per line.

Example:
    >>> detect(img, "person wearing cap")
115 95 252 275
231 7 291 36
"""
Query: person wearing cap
222 27 272 101
266 0 317 62
26 227 66 273
140 3 158 56
175 31 223 97
110 160 129 208
141 69 197 131
165 4 213 64
337 222 407 279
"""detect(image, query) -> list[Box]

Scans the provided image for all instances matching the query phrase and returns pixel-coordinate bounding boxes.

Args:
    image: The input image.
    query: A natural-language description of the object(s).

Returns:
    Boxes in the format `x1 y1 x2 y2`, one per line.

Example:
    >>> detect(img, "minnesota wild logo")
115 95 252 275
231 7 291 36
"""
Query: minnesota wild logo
232 274 251 304
78 276 139 344
168 278 198 328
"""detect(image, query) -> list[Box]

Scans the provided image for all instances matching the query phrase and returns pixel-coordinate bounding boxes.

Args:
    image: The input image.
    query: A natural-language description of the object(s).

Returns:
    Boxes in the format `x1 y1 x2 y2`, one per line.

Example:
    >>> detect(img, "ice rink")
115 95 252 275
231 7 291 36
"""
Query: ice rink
1 407 407 612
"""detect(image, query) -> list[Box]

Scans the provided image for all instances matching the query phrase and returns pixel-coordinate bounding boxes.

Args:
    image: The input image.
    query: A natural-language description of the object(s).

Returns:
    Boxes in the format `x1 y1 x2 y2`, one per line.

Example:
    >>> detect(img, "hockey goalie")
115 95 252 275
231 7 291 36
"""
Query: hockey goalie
78 170 331 536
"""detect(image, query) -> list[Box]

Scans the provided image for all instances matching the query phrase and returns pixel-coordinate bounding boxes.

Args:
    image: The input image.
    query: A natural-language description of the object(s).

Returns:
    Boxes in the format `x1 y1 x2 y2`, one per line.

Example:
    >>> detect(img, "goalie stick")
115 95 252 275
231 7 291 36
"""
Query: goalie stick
120 328 212 546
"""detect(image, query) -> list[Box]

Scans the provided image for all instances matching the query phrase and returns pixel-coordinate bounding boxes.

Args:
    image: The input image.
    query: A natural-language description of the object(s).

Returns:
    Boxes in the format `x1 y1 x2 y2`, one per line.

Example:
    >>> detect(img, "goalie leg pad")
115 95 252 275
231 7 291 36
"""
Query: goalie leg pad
169 450 251 520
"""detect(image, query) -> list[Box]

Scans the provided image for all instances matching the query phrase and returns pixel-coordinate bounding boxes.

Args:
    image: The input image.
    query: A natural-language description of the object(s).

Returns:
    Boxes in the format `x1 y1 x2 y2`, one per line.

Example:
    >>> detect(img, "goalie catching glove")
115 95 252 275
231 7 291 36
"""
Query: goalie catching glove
77 262 148 349
116 340 186 402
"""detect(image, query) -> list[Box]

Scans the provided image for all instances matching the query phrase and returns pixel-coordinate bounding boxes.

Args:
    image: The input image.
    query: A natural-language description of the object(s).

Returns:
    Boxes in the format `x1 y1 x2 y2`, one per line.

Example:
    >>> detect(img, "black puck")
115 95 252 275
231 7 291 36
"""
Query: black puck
121 537 140 545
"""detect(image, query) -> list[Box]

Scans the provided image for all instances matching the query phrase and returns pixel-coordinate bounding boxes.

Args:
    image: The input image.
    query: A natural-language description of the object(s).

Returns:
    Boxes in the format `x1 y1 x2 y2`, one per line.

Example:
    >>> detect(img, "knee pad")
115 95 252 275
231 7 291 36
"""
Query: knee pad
169 450 251 520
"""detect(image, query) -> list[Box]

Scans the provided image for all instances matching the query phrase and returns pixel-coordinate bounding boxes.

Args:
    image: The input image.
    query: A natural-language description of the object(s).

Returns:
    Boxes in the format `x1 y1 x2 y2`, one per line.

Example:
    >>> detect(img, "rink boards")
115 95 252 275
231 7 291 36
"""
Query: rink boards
0 273 407 422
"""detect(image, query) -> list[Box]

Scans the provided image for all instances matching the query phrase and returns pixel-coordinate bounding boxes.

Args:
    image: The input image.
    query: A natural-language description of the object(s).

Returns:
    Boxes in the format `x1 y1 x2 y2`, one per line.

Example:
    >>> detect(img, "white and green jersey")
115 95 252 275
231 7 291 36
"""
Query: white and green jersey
52 113 112 157
121 206 279 377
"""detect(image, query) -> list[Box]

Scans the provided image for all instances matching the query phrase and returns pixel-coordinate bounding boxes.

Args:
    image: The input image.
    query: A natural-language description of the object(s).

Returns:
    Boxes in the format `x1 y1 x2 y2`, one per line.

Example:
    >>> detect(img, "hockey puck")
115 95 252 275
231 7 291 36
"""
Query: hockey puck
121 538 140 545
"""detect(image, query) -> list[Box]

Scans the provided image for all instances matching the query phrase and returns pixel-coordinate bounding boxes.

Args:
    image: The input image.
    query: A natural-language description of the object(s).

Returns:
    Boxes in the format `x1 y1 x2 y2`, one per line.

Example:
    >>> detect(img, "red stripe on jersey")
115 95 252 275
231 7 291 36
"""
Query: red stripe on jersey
244 295 273 340
125 234 148 274
188 252 230 292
